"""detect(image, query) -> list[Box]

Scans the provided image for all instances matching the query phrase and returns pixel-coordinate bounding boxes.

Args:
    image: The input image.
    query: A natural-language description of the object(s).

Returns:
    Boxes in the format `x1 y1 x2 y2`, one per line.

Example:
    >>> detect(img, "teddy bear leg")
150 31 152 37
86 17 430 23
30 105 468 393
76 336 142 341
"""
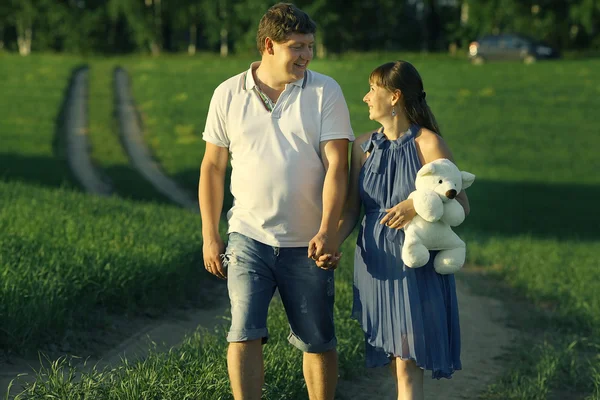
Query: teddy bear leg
433 245 466 275
402 241 430 268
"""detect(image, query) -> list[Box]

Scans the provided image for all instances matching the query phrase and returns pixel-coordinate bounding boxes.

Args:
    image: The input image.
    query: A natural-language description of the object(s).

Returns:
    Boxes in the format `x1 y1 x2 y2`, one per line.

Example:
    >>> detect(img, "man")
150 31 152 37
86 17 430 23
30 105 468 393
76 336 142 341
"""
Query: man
199 3 354 399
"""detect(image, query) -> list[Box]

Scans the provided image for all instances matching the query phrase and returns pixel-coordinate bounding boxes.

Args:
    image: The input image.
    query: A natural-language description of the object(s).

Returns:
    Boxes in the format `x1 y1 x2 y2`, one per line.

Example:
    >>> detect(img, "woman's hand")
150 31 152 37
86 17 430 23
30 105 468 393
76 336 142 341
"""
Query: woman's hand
315 252 343 270
380 198 416 229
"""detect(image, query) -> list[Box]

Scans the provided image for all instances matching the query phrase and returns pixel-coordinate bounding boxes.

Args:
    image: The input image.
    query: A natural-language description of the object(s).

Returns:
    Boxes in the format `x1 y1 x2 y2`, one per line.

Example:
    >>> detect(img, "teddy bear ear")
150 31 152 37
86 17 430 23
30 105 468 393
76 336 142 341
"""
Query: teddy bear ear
461 171 475 189
417 163 436 177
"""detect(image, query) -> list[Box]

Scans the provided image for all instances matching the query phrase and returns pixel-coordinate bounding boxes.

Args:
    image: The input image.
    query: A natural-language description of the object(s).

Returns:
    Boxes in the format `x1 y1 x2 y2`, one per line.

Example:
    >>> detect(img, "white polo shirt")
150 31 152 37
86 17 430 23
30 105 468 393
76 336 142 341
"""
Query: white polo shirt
202 62 355 247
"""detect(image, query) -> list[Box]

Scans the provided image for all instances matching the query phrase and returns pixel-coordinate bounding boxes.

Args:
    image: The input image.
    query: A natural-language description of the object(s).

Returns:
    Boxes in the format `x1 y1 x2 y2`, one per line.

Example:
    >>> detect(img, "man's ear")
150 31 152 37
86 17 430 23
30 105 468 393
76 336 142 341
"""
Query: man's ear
265 37 274 55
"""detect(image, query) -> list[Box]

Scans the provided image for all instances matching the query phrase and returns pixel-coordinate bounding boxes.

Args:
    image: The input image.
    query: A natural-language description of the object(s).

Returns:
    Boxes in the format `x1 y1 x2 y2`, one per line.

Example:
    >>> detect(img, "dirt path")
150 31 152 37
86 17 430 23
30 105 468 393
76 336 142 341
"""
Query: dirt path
3 272 515 398
65 67 112 196
1 285 230 397
114 67 198 212
336 272 517 400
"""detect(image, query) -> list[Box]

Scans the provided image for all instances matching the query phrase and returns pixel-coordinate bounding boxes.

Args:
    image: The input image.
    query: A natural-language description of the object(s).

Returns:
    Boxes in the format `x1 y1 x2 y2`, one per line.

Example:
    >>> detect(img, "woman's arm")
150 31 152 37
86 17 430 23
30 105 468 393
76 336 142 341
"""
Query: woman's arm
415 129 471 216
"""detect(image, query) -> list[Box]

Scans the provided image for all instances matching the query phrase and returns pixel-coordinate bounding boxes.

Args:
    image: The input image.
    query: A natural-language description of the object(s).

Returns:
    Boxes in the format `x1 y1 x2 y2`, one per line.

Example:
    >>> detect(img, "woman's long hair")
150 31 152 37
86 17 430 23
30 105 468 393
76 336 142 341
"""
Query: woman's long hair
369 60 441 136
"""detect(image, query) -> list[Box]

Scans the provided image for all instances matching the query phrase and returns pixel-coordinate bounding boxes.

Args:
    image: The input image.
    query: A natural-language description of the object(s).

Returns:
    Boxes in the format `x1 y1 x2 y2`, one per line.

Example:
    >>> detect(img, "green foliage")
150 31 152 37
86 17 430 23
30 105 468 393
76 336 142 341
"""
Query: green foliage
1 0 600 55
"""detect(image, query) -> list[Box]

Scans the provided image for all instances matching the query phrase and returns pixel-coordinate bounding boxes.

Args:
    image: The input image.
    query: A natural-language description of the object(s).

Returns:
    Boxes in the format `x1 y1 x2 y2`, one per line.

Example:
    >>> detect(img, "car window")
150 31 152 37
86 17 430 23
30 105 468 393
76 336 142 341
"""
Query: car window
513 38 527 48
481 36 499 47
499 36 514 49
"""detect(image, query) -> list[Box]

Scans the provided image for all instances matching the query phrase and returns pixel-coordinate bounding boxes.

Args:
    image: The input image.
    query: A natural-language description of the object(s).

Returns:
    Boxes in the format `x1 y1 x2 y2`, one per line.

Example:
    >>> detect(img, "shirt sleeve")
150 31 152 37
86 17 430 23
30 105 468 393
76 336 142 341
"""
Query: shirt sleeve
202 86 230 148
320 79 355 143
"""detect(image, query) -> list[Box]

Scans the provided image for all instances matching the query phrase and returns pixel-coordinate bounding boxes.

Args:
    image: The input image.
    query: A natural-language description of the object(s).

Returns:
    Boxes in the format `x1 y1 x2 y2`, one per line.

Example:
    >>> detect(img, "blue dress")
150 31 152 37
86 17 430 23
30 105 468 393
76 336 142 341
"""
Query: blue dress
352 125 462 379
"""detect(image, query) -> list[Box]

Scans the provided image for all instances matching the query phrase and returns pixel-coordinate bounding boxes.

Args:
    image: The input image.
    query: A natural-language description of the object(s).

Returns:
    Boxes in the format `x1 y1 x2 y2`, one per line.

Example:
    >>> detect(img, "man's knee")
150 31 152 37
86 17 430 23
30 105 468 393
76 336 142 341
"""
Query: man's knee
228 338 263 348
304 349 337 358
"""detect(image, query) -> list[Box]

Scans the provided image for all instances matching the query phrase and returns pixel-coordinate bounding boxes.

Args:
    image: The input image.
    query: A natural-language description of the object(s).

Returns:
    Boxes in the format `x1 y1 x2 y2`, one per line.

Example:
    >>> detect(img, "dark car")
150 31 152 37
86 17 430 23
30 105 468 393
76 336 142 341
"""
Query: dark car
468 34 560 64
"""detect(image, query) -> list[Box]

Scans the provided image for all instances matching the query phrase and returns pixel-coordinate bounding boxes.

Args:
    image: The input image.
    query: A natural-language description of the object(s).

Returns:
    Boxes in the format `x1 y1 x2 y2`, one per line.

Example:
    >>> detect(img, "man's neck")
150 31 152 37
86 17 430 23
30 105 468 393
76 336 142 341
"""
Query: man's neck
255 63 286 92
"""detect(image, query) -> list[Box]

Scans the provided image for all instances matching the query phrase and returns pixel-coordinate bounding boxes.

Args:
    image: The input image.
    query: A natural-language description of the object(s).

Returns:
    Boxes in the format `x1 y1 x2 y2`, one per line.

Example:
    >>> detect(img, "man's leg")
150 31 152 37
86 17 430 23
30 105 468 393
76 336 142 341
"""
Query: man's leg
224 233 276 400
275 247 338 400
228 339 264 400
303 350 338 400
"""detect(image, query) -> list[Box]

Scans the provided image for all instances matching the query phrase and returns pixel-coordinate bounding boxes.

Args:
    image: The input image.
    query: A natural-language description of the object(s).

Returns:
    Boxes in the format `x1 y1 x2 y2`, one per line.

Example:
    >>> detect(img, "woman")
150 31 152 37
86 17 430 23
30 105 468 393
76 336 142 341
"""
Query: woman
337 60 470 399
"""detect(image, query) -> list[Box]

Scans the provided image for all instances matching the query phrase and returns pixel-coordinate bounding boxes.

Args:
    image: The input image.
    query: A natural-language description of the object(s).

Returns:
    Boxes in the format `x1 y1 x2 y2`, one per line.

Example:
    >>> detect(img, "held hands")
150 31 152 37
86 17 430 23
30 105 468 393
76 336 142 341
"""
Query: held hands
203 236 227 280
380 199 417 229
308 230 342 270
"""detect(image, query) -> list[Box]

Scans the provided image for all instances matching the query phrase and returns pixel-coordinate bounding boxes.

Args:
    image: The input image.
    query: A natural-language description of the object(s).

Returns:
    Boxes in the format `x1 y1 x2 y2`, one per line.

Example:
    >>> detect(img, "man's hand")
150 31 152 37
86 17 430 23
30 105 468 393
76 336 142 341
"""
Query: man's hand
308 231 339 270
315 252 343 270
380 198 417 229
203 236 227 279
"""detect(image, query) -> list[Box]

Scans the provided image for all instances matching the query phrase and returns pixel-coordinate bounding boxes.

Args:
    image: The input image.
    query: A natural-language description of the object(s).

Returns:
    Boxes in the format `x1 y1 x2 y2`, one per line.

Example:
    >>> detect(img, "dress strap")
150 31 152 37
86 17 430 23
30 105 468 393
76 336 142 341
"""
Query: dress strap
361 131 387 174
360 131 380 154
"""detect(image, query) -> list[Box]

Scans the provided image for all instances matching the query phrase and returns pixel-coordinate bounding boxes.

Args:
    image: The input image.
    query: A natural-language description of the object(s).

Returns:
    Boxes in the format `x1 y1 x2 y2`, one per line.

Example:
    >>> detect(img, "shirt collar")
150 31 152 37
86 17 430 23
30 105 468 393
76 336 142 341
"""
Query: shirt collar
243 61 307 90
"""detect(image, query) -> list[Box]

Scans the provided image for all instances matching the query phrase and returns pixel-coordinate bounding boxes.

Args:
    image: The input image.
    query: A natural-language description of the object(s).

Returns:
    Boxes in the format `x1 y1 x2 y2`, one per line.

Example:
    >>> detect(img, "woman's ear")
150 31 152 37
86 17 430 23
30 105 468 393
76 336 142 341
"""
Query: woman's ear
391 89 402 106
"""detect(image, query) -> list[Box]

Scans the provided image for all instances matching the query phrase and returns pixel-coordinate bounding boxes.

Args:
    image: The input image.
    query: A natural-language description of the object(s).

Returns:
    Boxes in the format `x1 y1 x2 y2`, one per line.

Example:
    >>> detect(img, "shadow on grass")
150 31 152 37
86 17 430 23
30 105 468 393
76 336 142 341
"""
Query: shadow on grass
0 152 188 207
0 65 89 189
174 164 234 215
172 170 597 241
0 152 74 189
464 179 600 241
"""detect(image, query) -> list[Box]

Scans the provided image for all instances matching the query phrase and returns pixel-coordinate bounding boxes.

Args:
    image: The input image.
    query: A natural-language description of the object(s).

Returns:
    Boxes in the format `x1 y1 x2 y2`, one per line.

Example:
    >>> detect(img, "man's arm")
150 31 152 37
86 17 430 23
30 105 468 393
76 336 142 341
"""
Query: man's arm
199 143 229 279
307 139 349 263
336 135 368 245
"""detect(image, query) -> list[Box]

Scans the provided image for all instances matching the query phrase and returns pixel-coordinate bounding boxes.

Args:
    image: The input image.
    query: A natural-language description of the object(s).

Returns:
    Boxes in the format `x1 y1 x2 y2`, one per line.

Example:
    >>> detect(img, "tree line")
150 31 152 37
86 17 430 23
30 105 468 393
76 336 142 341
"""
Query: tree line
0 0 598 56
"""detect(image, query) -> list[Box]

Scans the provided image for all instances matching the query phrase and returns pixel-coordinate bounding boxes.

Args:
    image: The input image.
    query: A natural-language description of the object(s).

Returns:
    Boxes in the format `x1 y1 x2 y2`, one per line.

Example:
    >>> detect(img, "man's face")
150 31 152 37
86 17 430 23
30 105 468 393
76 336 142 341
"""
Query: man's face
270 33 314 82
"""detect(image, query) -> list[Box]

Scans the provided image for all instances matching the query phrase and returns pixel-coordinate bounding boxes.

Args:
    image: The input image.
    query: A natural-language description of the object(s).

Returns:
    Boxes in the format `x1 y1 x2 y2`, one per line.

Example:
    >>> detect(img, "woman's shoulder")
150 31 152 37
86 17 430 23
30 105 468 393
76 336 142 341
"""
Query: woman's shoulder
414 127 453 162
351 130 378 160
354 131 376 147
415 127 444 148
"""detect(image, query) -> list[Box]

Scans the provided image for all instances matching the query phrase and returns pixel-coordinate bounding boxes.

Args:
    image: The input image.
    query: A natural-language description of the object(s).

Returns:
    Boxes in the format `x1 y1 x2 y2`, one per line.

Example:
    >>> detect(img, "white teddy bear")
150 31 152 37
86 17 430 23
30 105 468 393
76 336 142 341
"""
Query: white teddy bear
402 158 475 275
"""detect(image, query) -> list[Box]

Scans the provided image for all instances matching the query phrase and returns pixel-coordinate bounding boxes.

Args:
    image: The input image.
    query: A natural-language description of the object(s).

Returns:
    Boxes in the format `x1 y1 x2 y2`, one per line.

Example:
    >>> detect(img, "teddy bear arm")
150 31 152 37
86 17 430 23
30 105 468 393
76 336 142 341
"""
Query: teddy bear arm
410 190 444 222
441 200 465 226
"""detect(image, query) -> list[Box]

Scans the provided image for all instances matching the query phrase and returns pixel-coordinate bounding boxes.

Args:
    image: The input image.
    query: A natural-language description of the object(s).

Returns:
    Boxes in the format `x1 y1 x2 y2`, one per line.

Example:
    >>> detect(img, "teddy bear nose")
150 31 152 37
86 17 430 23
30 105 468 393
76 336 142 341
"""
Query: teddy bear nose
445 189 457 199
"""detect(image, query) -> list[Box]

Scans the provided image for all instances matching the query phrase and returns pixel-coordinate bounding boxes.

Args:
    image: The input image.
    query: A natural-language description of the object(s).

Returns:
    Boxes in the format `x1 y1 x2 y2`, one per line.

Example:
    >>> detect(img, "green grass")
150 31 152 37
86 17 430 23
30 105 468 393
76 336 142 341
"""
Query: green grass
108 54 600 399
0 180 210 351
2 53 600 399
118 54 255 193
8 233 364 400
0 54 211 353
85 58 171 202
0 54 83 188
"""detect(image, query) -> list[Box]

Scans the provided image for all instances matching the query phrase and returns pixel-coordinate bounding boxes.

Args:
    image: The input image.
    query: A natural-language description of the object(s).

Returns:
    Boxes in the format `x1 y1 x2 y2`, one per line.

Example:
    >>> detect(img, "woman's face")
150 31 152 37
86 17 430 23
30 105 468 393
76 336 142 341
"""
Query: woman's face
363 82 394 122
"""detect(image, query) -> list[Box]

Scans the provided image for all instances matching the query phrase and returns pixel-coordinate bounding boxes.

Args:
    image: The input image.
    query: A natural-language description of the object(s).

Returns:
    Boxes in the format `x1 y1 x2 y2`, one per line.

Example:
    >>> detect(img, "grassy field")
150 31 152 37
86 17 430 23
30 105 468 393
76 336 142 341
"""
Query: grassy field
0 55 212 353
85 59 171 202
0 54 83 188
0 181 208 350
1 53 600 399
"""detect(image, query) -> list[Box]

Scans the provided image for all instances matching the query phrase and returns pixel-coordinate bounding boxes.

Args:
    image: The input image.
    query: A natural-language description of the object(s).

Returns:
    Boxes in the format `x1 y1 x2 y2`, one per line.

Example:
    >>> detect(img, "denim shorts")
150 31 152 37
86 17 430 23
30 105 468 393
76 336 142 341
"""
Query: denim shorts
223 232 336 353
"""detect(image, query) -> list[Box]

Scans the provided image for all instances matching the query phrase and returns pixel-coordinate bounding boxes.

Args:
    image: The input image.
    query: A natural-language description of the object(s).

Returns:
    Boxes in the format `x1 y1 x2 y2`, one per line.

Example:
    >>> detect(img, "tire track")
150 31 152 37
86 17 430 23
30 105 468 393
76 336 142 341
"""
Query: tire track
114 67 198 212
65 67 112 196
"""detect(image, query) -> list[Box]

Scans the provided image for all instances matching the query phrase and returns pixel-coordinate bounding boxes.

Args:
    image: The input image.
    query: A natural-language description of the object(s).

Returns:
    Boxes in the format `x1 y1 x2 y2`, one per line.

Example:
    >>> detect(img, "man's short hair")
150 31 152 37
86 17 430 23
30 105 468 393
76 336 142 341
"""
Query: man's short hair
256 3 317 54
